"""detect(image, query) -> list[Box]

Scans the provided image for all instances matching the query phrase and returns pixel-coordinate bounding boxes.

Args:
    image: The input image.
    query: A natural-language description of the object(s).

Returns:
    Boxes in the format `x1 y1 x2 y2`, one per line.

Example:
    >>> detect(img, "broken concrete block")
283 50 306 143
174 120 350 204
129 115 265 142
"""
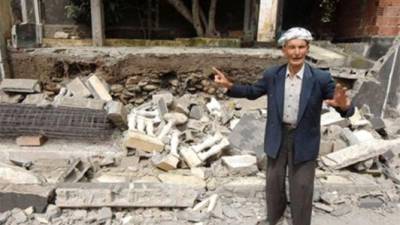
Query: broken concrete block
0 184 55 213
55 182 199 208
16 135 47 146
86 74 112 101
228 113 266 158
66 77 91 98
105 100 128 130
0 79 41 93
172 95 191 115
308 45 346 67
157 112 188 140
21 93 48 105
151 154 179 171
180 147 202 168
124 131 164 152
321 138 400 169
0 163 45 184
158 173 206 189
221 155 257 170
53 96 105 110
216 177 265 198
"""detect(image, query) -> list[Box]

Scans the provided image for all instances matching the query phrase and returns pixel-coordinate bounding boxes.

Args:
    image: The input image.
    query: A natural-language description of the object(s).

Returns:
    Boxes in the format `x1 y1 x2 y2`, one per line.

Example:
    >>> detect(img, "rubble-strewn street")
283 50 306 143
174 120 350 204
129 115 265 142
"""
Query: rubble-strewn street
0 41 400 225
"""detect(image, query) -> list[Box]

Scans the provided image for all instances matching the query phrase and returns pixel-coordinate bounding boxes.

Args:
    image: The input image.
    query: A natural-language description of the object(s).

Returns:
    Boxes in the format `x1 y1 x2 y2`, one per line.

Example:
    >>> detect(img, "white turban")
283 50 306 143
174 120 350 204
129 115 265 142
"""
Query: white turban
277 27 313 46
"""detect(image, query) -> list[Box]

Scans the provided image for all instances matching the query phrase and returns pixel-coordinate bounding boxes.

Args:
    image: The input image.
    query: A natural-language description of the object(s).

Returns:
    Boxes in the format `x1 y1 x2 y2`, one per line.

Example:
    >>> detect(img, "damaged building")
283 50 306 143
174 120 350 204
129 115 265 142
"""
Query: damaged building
0 0 400 225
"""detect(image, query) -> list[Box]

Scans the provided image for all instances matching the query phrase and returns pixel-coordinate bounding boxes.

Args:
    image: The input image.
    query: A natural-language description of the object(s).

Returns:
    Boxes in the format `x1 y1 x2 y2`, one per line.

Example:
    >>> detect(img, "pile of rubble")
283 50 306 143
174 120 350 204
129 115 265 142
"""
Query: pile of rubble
1 44 400 225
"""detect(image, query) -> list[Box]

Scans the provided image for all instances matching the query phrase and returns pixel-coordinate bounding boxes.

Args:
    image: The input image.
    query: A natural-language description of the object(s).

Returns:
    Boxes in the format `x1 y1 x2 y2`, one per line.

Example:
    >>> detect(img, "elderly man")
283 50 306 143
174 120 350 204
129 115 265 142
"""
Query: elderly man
213 27 354 225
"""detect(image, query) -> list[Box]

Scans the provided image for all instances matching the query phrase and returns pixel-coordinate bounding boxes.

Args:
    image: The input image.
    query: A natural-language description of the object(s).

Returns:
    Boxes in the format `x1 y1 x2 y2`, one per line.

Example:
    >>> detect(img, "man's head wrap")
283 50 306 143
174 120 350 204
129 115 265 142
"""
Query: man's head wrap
277 27 313 46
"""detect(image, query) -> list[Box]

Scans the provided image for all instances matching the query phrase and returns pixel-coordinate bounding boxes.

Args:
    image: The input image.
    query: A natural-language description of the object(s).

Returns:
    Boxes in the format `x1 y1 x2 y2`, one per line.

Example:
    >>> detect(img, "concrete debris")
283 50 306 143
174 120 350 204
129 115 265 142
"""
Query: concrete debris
66 77 92 98
53 96 105 110
56 182 199 208
0 79 41 93
105 100 128 130
86 74 113 101
321 138 400 169
2 44 400 224
0 162 45 184
0 184 55 213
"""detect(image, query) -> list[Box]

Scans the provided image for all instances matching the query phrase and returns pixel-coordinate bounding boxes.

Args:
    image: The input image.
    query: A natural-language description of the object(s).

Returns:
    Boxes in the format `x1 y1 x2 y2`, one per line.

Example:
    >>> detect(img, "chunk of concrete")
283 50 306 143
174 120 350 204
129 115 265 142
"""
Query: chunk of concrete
151 154 179 171
0 79 41 93
0 163 45 184
66 77 91 98
307 45 347 67
228 113 266 158
158 173 206 189
0 184 55 213
221 155 257 170
55 182 199 208
22 93 48 105
124 131 164 152
53 96 105 110
180 147 202 168
86 74 112 101
16 135 47 146
105 100 128 130
321 138 400 169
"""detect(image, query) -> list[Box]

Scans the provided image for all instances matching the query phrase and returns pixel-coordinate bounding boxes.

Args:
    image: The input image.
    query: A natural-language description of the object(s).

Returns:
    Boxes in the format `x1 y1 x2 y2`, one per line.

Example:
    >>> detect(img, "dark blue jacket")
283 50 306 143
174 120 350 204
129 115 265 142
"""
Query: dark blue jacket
227 63 355 163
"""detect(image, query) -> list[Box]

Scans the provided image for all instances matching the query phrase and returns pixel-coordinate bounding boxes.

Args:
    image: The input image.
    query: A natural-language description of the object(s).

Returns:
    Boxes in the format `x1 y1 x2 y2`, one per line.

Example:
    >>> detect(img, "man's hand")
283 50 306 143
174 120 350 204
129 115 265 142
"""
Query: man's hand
212 67 233 89
325 83 351 111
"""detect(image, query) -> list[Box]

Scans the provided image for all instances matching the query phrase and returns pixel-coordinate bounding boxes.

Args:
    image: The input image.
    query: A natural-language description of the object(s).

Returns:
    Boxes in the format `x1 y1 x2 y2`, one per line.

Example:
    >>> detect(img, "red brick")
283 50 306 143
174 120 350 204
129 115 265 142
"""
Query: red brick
383 6 400 16
376 16 400 26
378 26 400 36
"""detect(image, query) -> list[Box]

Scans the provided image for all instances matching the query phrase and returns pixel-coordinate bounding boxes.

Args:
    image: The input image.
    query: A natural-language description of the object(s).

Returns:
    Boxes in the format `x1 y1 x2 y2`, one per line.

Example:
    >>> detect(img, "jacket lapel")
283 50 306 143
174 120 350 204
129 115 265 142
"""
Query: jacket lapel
274 65 286 121
297 64 315 123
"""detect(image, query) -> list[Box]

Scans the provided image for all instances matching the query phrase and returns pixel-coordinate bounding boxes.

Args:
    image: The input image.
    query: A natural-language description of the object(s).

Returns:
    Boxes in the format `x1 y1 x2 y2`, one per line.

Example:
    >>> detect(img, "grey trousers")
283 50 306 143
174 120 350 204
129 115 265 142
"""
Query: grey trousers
266 126 316 225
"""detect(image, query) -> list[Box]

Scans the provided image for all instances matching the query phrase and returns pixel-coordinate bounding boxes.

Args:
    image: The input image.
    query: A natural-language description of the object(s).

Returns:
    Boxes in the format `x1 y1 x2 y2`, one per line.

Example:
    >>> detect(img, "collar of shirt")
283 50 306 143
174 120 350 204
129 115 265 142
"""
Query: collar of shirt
285 64 305 80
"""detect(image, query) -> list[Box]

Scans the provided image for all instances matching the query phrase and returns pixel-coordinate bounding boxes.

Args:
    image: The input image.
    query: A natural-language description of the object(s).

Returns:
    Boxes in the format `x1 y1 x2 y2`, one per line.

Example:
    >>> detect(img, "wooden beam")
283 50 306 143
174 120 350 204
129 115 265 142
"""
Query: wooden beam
90 0 105 46
0 20 12 79
243 0 251 34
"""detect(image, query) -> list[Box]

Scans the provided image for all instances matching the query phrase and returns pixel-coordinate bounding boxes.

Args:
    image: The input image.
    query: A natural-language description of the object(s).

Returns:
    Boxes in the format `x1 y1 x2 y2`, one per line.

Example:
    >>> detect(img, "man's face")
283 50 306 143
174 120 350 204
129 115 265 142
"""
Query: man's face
282 39 309 68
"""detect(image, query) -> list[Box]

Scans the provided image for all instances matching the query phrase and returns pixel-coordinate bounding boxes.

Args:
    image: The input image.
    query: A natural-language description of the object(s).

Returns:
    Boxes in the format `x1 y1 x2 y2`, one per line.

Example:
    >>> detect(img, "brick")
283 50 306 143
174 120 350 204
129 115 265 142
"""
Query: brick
124 131 164 152
0 79 41 93
86 74 112 101
66 77 91 98
52 96 105 110
55 182 199 208
16 135 47 146
0 184 55 213
378 26 400 36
